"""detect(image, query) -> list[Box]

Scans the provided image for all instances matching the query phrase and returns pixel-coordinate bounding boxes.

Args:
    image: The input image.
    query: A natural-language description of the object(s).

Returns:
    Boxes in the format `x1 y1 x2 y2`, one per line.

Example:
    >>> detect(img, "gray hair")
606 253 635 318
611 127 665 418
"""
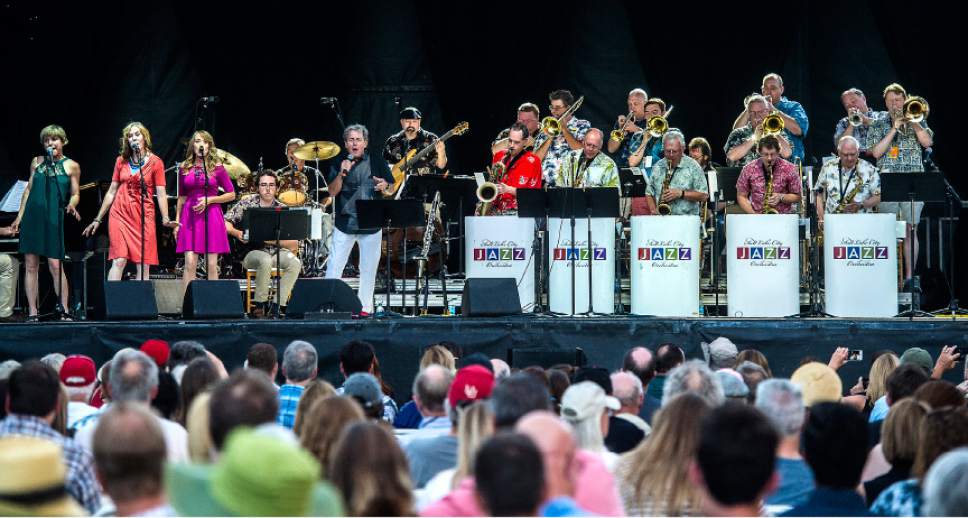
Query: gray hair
610 371 643 408
109 350 159 403
661 359 725 407
762 72 784 87
746 94 769 109
41 353 66 374
704 337 738 370
628 88 647 100
837 135 860 151
755 379 805 437
413 364 454 414
661 130 685 148
923 447 968 516
343 124 369 142
282 340 318 382
841 87 865 99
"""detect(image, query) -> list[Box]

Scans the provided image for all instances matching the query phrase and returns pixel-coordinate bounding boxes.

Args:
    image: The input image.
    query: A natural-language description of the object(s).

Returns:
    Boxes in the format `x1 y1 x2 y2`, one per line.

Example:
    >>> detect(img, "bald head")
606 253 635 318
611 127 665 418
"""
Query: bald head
610 371 644 413
622 346 656 387
490 358 511 380
516 411 577 499
414 364 454 415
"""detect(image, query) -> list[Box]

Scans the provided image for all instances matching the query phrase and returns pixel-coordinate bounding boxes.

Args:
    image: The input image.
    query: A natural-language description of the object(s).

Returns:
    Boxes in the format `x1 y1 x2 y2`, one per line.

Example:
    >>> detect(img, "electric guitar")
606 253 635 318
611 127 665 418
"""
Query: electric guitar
384 121 469 198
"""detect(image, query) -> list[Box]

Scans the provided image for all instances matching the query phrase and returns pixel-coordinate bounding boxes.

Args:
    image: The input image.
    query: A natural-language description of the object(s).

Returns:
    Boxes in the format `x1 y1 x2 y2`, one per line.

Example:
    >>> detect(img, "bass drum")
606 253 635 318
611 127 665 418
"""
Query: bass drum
278 171 309 207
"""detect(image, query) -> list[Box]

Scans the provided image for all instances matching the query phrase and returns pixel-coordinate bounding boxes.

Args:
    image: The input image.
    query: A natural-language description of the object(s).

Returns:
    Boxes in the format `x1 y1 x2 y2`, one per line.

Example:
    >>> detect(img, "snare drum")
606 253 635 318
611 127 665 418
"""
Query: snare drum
278 171 309 206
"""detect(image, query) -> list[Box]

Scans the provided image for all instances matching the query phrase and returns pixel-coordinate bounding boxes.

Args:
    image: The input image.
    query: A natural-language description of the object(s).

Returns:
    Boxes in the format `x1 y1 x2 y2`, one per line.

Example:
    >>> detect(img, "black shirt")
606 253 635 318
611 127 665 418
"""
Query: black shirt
383 129 442 176
327 152 394 234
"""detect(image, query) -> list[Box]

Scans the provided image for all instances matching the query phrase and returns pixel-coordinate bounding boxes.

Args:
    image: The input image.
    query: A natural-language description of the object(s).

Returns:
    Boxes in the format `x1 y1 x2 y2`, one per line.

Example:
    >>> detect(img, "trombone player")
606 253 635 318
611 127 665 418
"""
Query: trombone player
732 73 809 161
645 130 708 216
725 94 793 167
833 88 881 157
814 136 881 230
491 102 541 155
868 82 934 281
736 136 801 215
533 89 590 187
627 98 671 176
555 129 618 188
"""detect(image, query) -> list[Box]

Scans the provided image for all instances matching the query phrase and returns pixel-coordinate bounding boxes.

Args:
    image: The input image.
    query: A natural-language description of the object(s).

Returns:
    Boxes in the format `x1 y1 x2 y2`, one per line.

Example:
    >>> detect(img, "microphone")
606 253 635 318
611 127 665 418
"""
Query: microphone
320 97 337 105
200 96 219 104
45 146 54 163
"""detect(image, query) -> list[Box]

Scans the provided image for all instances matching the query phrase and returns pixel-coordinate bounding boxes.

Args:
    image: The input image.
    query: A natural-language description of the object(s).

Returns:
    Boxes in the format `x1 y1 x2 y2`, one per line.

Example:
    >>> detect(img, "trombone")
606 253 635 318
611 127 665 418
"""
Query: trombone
610 111 636 143
903 96 929 123
761 112 785 137
645 105 675 138
540 96 585 137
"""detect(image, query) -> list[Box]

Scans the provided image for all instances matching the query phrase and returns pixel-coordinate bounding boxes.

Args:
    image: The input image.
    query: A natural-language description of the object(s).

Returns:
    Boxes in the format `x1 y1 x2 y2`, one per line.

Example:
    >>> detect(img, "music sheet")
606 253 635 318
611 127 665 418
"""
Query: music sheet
0 181 27 212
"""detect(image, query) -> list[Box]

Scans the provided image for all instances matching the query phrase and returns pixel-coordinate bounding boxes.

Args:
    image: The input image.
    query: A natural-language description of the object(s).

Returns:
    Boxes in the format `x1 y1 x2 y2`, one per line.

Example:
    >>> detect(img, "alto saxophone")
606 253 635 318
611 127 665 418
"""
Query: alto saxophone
656 168 675 215
834 176 867 214
762 169 779 214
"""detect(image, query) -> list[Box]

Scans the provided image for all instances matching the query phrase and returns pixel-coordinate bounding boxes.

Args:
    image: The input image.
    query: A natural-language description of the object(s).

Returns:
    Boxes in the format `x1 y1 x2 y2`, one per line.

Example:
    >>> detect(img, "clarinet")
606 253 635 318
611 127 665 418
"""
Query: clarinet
416 190 442 314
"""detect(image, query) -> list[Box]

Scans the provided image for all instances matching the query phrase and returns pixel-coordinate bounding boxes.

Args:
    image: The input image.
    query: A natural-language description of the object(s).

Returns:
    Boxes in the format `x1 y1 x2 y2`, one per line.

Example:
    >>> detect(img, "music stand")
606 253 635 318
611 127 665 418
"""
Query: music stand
517 189 551 314
710 167 742 316
618 168 648 198
548 188 620 315
881 172 948 318
357 199 424 314
245 207 310 318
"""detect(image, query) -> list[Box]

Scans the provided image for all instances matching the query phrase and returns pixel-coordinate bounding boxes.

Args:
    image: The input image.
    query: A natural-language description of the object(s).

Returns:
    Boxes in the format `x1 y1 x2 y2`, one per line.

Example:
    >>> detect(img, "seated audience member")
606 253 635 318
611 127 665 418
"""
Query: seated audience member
575 367 644 454
716 369 750 403
736 361 769 403
418 402 494 510
913 379 965 410
396 345 458 429
338 340 398 423
790 362 842 407
490 358 511 380
41 353 66 374
560 381 621 470
864 399 927 505
0 361 100 513
610 371 650 438
735 348 773 377
855 352 898 417
93 402 173 516
548 368 571 415
703 337 739 370
167 341 206 383
208 369 280 452
245 342 279 386
693 403 779 517
59 354 99 432
870 406 968 516
174 357 220 426
0 436 87 516
756 379 814 510
403 365 465 487
291 380 336 436
151 370 180 420
185 392 214 463
661 359 725 407
622 346 661 424
343 373 386 421
493 372 554 430
648 343 685 402
473 433 545 517
298 396 365 478
615 393 713 516
781 402 871 517
139 339 170 370
868 363 930 445
277 340 319 429
329 421 415 516
166 428 343 516
922 448 968 517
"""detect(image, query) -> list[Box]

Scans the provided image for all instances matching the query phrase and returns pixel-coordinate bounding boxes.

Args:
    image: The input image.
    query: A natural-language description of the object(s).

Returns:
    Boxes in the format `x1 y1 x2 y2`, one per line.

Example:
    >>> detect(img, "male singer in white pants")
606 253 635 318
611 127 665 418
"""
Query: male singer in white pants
325 124 395 315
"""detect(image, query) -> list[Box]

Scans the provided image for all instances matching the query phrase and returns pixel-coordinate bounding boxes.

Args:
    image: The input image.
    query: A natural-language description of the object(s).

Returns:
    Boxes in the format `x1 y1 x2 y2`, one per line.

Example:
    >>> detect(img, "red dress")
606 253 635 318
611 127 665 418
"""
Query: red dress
491 150 542 213
108 154 166 264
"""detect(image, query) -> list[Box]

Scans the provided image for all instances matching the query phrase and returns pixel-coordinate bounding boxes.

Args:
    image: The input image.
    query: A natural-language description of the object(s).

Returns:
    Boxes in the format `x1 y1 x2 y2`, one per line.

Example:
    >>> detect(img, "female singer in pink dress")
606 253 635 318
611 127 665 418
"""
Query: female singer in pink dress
174 130 235 288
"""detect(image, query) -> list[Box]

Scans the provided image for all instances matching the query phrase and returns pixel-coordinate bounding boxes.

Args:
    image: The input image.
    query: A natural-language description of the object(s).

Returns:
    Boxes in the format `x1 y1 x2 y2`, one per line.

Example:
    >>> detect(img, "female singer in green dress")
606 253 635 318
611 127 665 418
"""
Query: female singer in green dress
11 125 81 320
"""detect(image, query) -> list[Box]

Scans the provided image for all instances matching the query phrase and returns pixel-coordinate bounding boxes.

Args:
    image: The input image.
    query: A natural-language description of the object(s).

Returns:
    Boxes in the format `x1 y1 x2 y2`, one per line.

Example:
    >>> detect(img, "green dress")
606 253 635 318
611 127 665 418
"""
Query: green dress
19 157 71 259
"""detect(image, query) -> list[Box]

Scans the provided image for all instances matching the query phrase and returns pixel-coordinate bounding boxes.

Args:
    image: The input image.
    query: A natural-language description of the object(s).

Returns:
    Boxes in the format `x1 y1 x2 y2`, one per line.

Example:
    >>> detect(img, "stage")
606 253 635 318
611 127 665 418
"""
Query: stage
2 315 965 403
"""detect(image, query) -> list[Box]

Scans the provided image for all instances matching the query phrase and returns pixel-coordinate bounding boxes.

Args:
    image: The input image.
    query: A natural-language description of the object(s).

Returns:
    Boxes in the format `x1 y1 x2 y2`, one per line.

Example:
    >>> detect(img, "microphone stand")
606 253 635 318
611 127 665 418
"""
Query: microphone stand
198 149 210 282
136 147 147 281
46 148 68 319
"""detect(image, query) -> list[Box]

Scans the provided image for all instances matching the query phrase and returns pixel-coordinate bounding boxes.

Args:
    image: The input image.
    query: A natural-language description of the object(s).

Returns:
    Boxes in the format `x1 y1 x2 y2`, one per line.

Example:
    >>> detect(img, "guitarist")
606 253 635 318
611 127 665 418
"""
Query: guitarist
382 107 447 177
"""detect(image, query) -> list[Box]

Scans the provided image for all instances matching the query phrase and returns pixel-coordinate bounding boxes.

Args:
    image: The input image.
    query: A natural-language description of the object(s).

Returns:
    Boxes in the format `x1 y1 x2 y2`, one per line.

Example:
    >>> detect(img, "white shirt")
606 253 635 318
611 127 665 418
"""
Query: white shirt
74 404 189 463
67 401 99 431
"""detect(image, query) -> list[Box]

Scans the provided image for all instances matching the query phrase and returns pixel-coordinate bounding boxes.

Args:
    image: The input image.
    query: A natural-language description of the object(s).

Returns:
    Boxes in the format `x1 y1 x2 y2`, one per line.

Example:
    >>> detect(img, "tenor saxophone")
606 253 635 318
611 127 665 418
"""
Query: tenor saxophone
762 170 779 214
656 169 675 215
834 177 867 214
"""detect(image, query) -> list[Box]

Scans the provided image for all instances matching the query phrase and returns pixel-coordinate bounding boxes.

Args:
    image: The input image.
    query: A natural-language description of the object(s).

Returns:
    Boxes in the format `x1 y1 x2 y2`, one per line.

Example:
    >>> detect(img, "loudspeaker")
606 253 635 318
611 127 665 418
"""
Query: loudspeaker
182 280 244 319
461 278 521 317
508 347 587 369
102 281 158 320
286 279 362 318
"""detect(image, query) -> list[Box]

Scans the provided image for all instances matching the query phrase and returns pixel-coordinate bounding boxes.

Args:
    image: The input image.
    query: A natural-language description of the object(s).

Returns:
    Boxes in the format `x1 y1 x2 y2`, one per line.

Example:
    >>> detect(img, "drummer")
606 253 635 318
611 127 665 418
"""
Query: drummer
383 107 448 176
280 138 317 205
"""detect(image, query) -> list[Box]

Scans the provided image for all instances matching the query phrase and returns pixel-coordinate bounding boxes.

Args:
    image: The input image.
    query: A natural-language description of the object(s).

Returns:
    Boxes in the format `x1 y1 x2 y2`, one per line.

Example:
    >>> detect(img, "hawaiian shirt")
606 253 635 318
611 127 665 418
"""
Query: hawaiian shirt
813 158 880 214
616 126 663 173
774 96 809 162
724 126 758 167
383 128 441 176
646 155 707 216
870 479 922 517
556 149 618 188
223 193 287 253
534 117 591 187
736 157 802 214
833 110 886 152
866 117 933 173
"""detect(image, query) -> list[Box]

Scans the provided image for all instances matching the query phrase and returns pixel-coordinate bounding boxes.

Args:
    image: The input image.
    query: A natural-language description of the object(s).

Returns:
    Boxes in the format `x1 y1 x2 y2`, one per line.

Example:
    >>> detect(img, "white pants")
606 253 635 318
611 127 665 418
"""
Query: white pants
0 254 19 318
325 228 382 313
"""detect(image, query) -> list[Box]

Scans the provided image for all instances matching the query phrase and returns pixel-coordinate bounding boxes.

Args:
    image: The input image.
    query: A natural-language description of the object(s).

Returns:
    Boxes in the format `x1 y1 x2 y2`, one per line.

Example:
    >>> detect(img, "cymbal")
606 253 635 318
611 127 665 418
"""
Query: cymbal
214 148 251 180
292 141 340 161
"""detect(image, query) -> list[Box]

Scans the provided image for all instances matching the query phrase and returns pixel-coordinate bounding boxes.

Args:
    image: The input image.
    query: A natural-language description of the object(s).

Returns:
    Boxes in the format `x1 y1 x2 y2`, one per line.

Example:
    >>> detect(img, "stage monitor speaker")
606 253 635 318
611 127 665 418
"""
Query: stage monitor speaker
286 279 362 318
461 278 522 317
508 347 587 369
182 280 244 319
102 281 158 320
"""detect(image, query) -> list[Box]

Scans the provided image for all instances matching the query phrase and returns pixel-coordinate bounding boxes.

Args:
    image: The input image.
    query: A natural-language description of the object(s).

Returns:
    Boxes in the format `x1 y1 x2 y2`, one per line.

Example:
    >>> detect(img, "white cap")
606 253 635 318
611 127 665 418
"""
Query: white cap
560 381 620 422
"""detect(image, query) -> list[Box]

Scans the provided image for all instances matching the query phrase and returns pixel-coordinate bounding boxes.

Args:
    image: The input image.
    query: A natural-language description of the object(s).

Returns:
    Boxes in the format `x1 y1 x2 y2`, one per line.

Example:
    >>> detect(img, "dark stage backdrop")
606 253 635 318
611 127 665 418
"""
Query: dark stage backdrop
2 1 963 300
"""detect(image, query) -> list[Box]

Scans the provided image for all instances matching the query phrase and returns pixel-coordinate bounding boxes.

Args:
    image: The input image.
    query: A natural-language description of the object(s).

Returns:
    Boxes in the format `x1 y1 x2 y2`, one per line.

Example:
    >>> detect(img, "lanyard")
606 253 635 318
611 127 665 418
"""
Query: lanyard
838 162 857 199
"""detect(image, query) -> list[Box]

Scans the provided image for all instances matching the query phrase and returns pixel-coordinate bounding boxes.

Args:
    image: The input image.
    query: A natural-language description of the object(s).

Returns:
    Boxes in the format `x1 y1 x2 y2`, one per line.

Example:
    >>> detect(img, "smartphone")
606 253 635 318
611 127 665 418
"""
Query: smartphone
847 349 864 362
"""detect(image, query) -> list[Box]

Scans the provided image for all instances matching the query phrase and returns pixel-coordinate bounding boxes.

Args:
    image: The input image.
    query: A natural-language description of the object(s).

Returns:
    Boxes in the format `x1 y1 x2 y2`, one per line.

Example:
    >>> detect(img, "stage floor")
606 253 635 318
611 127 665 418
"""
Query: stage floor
2 315 965 403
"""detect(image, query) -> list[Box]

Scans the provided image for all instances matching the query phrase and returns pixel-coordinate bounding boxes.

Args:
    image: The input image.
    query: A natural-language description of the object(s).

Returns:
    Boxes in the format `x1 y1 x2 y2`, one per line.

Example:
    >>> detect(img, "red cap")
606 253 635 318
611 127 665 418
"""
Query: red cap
140 339 170 367
448 365 495 407
59 355 96 387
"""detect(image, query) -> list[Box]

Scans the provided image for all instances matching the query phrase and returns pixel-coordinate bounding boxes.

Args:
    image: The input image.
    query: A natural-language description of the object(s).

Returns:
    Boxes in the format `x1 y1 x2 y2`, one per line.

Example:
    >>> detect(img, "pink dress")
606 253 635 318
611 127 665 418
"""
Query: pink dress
176 164 233 254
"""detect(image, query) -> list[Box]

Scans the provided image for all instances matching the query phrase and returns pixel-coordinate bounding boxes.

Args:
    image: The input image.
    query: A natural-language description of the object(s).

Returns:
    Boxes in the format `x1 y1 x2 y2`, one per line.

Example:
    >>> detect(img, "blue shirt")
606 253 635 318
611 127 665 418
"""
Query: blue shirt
393 400 422 429
277 383 304 429
541 496 590 517
869 396 889 422
870 478 921 517
775 97 809 162
767 458 815 507
781 487 872 517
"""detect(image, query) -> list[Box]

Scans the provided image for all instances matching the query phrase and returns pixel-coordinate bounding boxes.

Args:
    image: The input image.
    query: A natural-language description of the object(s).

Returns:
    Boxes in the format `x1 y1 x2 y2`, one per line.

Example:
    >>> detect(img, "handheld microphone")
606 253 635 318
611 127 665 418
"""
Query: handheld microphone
46 146 54 162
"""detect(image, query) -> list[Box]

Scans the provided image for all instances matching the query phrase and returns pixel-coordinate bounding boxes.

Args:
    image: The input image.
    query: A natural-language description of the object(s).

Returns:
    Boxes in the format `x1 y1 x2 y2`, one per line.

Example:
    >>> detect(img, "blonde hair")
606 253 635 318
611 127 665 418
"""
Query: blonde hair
420 345 456 372
186 391 214 463
617 392 711 515
180 130 222 173
867 353 899 405
39 124 68 146
881 398 927 465
292 380 337 436
298 396 365 478
451 401 495 489
883 83 907 99
735 349 773 377
119 122 153 161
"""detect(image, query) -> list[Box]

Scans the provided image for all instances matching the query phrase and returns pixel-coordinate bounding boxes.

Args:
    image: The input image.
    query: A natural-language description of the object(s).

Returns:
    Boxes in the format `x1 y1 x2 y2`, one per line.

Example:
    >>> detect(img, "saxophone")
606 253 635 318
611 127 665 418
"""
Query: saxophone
762 168 779 214
656 168 675 215
476 160 507 216
835 175 866 214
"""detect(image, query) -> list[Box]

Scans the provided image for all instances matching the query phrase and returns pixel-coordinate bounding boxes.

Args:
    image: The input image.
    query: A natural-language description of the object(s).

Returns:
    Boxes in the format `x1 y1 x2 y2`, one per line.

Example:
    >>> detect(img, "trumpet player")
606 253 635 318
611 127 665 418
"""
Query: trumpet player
732 73 809 161
555 129 618 188
488 122 542 214
607 88 649 166
491 102 541 155
627 98 669 175
645 131 708 216
725 95 793 167
814 136 881 230
736 136 801 215
833 88 881 156
868 82 934 281
534 89 590 187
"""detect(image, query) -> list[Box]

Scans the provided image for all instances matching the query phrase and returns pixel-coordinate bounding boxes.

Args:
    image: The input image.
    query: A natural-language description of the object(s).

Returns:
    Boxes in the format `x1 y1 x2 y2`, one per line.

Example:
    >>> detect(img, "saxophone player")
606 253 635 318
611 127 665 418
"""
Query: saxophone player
487 122 542 214
813 136 881 229
555 129 618 188
736 136 801 215
645 131 708 216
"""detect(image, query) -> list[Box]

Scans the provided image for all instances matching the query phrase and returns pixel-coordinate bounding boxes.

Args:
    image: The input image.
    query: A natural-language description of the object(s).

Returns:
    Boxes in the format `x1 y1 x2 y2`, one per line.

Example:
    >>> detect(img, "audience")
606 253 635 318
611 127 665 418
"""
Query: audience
342 372 386 421
174 357 220 426
292 379 337 436
338 340 398 423
790 362 843 407
735 348 773 377
396 345 458 428
755 379 815 510
418 401 494 509
648 343 685 402
245 342 279 386
609 370 650 440
298 395 365 478
864 398 927 505
474 432 545 517
404 365 461 487
922 447 968 517
0 436 87 515
167 340 206 383
735 360 769 403
621 346 662 423
277 340 319 429
716 368 750 403
704 337 739 370
59 354 99 432
561 381 621 470
661 359 725 407
208 369 279 452
547 368 571 415
329 421 414 516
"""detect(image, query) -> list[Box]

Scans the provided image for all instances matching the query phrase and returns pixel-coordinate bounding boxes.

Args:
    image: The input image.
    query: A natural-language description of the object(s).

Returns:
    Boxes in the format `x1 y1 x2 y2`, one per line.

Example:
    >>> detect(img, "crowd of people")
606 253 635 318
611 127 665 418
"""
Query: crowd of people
1 337 967 516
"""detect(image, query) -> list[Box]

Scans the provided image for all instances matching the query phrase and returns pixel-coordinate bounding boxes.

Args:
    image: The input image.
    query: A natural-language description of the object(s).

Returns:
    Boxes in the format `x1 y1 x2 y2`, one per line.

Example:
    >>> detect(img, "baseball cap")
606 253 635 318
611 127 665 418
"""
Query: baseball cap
791 362 843 407
59 355 96 387
448 365 494 407
343 373 383 410
560 381 620 422
140 339 170 367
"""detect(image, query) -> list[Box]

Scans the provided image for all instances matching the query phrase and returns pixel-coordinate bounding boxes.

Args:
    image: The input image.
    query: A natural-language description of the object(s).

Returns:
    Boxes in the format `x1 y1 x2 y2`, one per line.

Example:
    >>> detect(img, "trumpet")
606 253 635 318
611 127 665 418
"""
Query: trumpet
610 111 635 143
540 96 584 137
761 112 785 137
903 96 929 123
848 109 864 127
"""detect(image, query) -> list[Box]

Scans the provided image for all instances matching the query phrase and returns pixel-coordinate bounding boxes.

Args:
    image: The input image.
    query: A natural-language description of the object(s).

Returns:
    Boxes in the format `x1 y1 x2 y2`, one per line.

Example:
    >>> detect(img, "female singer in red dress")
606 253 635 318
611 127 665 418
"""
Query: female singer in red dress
83 122 176 280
